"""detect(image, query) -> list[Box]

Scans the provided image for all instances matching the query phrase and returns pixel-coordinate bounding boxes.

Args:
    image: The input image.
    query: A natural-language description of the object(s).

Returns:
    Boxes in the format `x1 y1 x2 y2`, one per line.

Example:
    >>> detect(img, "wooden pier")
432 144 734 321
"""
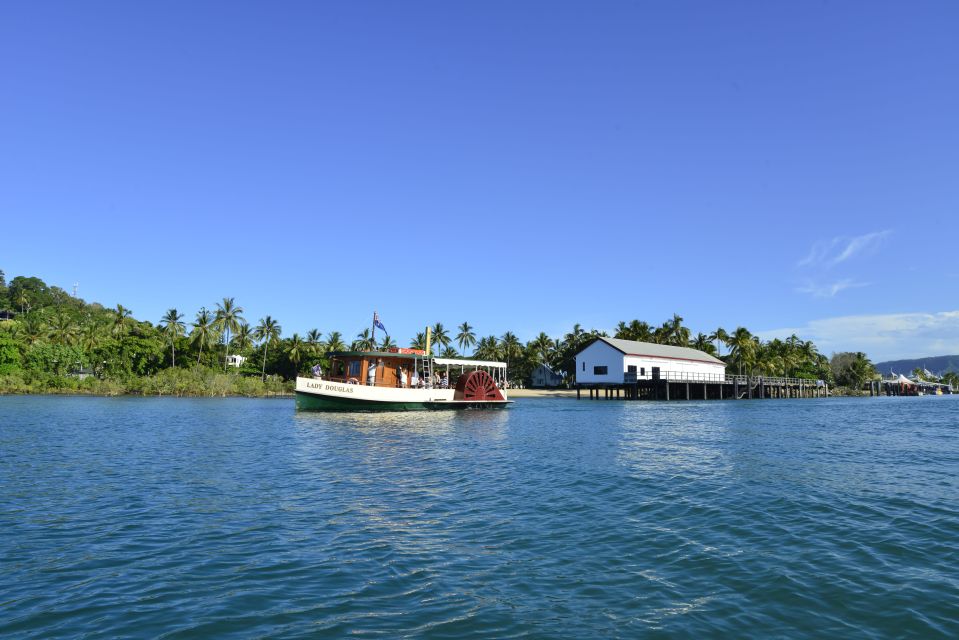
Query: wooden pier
576 373 828 401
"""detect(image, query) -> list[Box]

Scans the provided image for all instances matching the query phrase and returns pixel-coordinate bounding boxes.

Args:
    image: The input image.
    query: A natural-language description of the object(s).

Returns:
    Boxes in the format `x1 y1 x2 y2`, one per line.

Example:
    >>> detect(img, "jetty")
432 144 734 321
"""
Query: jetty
577 372 827 401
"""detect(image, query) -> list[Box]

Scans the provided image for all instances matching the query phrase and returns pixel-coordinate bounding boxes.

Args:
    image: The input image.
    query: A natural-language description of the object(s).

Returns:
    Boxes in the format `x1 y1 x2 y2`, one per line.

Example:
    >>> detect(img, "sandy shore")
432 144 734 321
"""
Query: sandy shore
506 388 578 398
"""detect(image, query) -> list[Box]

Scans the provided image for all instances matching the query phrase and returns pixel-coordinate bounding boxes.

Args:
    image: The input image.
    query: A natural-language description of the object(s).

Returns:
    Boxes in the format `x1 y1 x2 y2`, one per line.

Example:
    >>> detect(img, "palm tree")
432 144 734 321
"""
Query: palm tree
431 322 450 355
80 319 102 356
324 331 346 354
355 328 375 351
667 314 690 347
191 308 217 365
379 335 396 351
232 322 254 354
692 332 716 355
287 333 305 375
709 327 729 358
15 289 29 314
529 332 554 367
500 331 522 368
306 328 322 354
728 327 755 375
159 308 185 368
474 335 501 361
440 346 460 358
254 316 282 381
215 297 244 371
49 311 78 345
456 322 476 354
111 304 132 339
410 332 428 352
16 314 46 345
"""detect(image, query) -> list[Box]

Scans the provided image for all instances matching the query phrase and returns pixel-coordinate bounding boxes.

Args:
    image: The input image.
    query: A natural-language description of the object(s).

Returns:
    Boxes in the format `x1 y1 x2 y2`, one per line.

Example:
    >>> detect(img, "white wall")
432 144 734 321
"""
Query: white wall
575 340 626 383
576 340 726 383
623 355 725 382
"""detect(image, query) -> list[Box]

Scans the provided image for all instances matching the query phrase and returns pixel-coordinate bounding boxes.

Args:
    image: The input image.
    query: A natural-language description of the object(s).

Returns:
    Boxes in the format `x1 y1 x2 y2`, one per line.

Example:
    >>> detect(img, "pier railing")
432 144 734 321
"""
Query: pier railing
621 371 821 386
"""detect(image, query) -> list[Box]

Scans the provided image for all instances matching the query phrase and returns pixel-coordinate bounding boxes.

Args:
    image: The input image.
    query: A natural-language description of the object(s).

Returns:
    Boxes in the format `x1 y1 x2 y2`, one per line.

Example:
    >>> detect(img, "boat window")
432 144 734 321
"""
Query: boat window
348 361 360 377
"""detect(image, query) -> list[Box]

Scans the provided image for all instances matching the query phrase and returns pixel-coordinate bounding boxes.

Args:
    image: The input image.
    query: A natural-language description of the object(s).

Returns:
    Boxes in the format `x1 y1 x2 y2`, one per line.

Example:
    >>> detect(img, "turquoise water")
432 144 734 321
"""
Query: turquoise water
1 395 957 638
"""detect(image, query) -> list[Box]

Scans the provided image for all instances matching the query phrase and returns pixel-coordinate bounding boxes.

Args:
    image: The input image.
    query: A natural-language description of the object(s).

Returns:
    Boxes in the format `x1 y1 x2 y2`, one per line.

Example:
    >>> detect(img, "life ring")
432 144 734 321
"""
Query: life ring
347 377 359 385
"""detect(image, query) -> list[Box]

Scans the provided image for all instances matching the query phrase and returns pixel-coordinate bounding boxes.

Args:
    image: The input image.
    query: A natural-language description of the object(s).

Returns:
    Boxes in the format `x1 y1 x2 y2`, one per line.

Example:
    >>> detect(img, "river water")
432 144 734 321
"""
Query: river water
1 395 957 638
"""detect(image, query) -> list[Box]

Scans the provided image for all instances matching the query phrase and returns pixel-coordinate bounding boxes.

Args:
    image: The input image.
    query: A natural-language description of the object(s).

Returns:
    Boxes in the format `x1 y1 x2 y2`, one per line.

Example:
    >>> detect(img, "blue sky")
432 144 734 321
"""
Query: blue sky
2 1 957 361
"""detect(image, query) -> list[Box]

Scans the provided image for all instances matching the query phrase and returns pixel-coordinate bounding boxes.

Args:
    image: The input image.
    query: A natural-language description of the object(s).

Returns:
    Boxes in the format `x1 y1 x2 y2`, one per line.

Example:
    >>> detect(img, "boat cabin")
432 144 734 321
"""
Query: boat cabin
323 350 507 389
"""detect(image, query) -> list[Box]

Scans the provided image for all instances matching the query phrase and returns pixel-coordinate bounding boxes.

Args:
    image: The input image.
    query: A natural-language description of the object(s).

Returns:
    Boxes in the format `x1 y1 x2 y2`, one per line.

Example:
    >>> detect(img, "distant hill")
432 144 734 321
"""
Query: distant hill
874 355 959 376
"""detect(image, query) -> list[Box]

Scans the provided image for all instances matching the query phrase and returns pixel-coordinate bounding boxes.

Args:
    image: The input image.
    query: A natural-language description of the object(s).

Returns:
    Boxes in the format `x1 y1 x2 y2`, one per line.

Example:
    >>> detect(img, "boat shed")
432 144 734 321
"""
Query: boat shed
575 336 726 384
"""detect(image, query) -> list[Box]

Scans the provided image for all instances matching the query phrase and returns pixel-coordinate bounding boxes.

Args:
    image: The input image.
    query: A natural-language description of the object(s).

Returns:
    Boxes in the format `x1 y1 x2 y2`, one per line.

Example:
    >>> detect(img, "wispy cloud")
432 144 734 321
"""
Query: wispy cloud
797 229 892 268
796 279 869 298
759 310 959 362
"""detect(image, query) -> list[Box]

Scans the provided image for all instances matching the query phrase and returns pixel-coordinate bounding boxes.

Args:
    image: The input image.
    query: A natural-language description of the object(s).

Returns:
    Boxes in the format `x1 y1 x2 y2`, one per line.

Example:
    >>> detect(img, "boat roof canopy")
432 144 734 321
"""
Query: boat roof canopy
433 358 506 369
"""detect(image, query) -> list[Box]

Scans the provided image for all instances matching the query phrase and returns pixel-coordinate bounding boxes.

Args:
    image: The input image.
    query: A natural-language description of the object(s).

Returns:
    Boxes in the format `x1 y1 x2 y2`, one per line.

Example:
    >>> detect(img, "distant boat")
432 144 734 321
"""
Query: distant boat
295 348 511 411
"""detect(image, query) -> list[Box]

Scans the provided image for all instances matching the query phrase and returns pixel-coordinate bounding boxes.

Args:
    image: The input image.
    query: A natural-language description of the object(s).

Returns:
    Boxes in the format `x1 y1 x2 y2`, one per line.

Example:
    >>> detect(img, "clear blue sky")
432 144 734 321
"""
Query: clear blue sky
2 1 957 360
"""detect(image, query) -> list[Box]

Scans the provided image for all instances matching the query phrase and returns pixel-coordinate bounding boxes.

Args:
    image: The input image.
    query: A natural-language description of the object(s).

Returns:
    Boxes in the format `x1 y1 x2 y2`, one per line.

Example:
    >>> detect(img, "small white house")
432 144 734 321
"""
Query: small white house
530 363 564 388
226 354 247 368
575 337 725 384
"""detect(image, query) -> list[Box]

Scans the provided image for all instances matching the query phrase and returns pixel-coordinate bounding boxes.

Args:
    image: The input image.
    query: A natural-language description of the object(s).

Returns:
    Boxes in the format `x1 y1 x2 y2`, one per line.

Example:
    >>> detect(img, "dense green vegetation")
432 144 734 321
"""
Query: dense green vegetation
0 269 897 396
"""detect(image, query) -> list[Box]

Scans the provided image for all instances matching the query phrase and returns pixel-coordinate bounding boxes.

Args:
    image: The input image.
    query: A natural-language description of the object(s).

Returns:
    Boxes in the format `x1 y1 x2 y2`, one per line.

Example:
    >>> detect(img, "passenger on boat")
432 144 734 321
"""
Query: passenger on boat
397 366 408 388
440 373 449 389
367 362 376 386
312 364 322 379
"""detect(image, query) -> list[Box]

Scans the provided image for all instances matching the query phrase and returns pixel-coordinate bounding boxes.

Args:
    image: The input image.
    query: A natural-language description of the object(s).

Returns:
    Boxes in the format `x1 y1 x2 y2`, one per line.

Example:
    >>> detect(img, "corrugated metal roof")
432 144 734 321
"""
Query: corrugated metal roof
589 337 725 365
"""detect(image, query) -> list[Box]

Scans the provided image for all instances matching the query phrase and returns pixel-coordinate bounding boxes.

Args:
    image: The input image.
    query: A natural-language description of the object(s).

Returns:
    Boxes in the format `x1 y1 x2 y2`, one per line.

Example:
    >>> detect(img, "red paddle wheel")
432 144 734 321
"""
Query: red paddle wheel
454 370 505 402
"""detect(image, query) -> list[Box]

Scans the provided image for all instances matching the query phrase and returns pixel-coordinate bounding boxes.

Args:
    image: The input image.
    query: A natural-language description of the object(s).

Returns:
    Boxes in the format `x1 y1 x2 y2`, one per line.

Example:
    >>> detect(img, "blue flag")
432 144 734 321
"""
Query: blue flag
374 318 387 334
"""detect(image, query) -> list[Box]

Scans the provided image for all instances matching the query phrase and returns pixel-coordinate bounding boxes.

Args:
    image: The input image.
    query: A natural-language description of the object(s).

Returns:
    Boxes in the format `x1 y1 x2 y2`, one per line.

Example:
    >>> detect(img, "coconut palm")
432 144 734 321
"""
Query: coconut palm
355 328 375 351
191 308 217 365
410 332 428 352
80 319 102 355
500 331 522 368
306 328 322 354
379 335 396 351
692 332 716 355
440 346 460 358
231 322 254 354
728 327 756 375
15 289 30 314
111 304 132 338
49 311 78 345
431 322 450 355
456 322 476 354
287 333 305 375
254 316 282 381
324 331 346 354
215 298 244 371
709 327 729 358
529 332 554 367
16 314 46 345
474 335 501 361
159 308 185 368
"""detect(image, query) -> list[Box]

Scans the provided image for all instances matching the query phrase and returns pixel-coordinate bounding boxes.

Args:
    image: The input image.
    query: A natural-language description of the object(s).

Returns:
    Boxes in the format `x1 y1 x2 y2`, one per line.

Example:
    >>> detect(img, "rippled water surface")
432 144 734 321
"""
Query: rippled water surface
2 395 958 638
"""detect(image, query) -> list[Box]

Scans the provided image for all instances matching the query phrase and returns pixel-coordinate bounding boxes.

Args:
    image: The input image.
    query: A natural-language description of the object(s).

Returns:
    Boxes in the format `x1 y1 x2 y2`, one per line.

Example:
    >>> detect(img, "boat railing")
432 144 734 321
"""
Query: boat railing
312 375 449 390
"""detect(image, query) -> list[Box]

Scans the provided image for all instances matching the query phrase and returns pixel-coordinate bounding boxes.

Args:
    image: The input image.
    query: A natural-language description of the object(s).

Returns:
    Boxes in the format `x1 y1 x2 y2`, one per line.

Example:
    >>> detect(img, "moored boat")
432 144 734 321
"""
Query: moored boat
295 348 511 411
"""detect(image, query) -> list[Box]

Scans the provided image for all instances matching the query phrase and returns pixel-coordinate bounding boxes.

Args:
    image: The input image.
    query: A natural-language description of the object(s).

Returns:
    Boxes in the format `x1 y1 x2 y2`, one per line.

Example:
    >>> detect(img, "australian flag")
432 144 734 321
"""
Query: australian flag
374 312 387 335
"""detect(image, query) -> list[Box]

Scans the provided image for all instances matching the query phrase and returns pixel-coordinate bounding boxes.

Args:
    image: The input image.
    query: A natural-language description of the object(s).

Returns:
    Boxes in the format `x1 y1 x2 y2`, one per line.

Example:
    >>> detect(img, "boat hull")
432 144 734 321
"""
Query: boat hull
294 377 510 412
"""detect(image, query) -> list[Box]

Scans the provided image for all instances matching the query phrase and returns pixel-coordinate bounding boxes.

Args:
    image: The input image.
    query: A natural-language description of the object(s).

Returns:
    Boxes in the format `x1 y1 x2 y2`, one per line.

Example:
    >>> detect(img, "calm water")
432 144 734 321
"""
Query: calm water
1 396 958 638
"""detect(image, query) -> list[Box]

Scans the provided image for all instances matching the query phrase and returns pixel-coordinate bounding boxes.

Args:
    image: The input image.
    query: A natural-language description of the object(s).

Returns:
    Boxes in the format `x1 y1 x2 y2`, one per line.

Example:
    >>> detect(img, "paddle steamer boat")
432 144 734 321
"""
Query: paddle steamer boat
295 348 511 411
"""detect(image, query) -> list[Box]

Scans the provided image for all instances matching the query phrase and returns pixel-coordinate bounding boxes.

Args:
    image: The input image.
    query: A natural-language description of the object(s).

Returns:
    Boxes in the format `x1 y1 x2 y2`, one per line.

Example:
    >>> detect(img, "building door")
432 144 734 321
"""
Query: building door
651 367 660 380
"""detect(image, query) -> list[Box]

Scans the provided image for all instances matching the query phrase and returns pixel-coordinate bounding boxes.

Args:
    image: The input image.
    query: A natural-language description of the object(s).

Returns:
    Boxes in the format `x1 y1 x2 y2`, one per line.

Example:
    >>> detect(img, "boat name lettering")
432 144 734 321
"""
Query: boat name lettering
304 381 354 394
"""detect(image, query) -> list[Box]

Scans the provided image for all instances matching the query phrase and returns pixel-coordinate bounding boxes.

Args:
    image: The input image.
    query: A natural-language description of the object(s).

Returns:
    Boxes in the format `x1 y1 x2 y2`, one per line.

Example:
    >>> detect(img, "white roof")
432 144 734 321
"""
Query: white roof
586 337 725 365
433 358 507 369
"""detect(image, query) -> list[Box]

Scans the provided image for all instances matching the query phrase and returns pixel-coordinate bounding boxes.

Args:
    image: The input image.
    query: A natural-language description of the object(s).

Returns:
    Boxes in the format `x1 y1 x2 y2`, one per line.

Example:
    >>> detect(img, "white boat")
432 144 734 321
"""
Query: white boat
295 349 511 411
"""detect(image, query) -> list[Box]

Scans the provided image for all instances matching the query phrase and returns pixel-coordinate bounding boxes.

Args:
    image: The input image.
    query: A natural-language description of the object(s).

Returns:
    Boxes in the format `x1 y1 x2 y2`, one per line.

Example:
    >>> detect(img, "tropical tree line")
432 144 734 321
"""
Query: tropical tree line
0 270 914 393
